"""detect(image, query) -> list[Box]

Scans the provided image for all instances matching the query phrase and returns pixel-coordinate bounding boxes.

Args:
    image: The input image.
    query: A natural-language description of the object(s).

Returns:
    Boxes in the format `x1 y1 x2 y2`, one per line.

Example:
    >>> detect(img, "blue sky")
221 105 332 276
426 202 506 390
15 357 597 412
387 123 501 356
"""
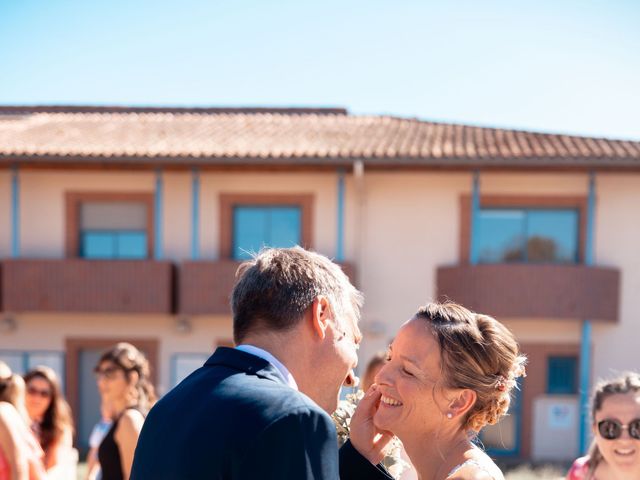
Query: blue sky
1 0 638 139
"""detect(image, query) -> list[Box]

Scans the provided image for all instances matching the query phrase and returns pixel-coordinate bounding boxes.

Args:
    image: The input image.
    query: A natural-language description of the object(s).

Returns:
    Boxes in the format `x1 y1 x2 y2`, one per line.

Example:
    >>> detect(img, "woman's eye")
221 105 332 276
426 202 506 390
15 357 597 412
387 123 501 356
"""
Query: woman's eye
402 367 413 376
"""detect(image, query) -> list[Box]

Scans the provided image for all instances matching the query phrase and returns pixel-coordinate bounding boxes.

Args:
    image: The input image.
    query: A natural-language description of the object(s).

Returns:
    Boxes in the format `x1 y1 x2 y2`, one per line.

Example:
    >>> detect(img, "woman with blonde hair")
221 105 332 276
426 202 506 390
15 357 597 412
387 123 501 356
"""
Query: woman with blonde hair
566 372 640 479
94 343 156 480
353 301 526 480
23 366 73 473
0 362 46 480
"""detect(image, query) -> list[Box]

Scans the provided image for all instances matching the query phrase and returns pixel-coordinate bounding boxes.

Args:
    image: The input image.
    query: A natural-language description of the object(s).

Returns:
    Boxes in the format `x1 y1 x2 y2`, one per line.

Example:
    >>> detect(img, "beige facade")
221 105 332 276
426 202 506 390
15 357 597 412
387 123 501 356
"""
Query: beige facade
1 165 639 460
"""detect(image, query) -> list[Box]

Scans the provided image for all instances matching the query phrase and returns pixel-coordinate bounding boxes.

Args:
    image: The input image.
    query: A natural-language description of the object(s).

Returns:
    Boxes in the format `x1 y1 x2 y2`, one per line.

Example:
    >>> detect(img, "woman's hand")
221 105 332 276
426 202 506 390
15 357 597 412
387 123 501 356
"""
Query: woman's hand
349 385 394 464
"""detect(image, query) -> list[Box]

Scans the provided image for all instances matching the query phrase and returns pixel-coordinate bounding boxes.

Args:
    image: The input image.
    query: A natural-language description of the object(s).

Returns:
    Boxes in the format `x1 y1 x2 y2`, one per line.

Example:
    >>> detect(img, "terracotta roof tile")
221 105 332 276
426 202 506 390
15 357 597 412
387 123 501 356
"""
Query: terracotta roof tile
0 107 639 169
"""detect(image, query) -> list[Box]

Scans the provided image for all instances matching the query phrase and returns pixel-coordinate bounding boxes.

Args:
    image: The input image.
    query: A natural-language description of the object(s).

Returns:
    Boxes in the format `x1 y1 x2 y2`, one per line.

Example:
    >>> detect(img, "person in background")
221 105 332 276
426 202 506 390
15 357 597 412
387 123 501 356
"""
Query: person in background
85 401 113 480
362 351 387 392
94 343 156 480
566 372 640 480
0 361 46 480
23 367 74 474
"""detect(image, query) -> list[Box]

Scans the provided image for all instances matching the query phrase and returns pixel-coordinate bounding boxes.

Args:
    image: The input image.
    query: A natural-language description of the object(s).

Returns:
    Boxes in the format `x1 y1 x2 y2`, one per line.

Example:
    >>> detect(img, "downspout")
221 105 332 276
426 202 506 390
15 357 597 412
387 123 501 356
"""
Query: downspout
191 168 200 260
154 169 163 260
579 171 596 454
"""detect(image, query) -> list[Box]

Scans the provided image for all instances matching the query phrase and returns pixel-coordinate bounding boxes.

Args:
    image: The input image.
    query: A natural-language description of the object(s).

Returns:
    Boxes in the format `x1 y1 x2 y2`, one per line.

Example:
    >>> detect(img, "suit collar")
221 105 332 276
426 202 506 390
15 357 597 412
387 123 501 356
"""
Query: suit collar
204 347 288 386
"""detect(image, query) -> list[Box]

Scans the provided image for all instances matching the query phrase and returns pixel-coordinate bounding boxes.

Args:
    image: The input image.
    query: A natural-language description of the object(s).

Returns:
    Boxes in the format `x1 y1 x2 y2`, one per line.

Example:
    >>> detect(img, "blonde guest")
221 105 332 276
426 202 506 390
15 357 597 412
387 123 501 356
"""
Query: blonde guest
0 362 46 480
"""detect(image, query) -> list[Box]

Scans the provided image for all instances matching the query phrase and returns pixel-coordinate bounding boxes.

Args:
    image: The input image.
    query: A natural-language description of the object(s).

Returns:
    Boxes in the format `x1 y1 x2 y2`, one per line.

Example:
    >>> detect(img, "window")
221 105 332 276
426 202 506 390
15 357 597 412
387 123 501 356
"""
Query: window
220 194 313 259
547 356 578 394
0 351 65 388
475 208 579 263
66 193 154 259
233 206 301 259
79 202 148 259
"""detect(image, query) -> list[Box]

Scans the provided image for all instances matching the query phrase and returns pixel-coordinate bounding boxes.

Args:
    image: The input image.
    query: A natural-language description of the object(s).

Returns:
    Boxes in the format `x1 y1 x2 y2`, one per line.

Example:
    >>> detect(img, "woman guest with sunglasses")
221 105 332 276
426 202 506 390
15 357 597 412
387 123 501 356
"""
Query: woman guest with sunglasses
566 372 640 479
0 361 46 480
94 343 156 480
23 366 74 475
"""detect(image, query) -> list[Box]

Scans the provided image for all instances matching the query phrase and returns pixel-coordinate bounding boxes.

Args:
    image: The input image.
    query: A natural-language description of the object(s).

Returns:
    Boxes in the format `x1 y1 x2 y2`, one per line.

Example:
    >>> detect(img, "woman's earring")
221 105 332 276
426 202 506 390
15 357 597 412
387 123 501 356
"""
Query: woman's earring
446 412 453 419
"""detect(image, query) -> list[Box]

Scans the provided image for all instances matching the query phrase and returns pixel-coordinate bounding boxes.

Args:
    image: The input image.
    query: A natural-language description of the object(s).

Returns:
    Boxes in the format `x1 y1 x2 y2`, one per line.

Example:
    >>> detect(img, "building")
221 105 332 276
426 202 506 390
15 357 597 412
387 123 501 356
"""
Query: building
0 105 639 459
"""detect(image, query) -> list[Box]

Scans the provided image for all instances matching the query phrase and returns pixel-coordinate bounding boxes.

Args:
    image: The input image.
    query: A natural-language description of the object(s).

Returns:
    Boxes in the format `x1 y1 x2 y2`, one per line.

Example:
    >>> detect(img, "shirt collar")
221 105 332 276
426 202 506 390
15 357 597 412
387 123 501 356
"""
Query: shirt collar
235 344 298 390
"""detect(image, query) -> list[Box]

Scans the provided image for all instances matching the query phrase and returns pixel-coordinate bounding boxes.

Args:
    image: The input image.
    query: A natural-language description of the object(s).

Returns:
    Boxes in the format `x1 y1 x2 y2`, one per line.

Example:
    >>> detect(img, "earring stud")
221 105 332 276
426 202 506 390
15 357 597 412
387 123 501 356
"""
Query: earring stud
446 413 453 419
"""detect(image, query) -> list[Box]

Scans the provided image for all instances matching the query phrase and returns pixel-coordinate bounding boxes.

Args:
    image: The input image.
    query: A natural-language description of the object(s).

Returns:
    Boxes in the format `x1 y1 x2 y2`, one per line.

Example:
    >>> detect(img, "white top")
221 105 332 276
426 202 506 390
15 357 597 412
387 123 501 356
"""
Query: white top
235 344 299 391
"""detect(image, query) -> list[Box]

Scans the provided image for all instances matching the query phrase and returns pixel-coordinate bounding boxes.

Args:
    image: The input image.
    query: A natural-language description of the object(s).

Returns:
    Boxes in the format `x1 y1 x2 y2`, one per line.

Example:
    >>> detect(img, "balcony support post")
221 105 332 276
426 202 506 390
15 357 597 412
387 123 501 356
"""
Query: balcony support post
579 171 596 454
470 170 480 265
11 165 20 258
191 168 200 260
336 168 345 262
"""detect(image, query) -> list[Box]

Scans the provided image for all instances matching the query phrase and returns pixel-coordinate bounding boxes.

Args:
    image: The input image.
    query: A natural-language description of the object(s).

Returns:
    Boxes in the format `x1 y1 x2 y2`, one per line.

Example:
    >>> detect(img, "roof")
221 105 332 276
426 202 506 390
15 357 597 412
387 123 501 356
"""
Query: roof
0 106 639 170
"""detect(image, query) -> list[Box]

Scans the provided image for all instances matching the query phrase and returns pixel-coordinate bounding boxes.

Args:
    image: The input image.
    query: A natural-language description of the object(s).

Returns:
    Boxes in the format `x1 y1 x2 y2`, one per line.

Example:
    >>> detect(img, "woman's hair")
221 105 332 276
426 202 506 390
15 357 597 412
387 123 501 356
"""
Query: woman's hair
0 361 28 420
97 342 157 415
586 372 640 474
414 302 527 432
23 366 74 453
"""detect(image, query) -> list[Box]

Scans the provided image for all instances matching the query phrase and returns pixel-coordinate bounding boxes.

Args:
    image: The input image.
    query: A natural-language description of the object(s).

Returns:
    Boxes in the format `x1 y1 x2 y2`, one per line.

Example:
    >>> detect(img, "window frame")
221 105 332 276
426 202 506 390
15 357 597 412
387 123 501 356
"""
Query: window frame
219 193 313 259
65 192 155 259
547 355 579 395
460 195 587 264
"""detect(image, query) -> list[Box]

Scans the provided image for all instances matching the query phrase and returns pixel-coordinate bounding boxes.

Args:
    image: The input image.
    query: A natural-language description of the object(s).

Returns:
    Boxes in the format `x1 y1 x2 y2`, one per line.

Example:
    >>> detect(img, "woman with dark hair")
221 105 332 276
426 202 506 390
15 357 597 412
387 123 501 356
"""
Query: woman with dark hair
94 343 156 480
0 361 46 480
566 372 640 479
23 366 74 473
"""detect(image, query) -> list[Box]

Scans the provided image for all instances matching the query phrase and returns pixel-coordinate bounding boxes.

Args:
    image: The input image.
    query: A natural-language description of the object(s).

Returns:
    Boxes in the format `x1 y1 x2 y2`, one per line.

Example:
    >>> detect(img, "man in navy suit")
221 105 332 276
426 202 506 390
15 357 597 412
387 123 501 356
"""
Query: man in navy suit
131 247 393 479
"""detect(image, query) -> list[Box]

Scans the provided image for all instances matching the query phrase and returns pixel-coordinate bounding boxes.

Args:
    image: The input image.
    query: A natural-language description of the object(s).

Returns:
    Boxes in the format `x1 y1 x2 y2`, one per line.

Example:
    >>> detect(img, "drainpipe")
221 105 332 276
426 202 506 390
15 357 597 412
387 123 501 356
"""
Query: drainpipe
191 168 200 260
579 172 596 454
336 168 345 262
470 170 480 264
11 165 20 258
154 169 163 260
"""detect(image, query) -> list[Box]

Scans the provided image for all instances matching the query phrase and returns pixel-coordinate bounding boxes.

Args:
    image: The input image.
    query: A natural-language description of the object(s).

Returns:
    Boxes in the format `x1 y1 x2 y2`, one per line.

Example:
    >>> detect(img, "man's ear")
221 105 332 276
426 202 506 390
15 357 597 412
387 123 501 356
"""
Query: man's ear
311 296 332 340
447 389 477 419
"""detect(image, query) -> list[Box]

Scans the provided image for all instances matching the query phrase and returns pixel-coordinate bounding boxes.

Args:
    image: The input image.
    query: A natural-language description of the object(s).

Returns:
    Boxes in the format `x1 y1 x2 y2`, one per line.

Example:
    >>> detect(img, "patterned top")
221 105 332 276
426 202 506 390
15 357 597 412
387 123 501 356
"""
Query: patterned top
566 456 594 480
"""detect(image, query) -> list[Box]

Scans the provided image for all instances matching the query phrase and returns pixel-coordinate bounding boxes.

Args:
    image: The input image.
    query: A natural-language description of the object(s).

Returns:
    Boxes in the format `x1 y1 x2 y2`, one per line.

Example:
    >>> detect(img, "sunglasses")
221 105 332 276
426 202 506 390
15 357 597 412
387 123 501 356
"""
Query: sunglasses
597 419 640 440
26 386 52 399
93 366 122 380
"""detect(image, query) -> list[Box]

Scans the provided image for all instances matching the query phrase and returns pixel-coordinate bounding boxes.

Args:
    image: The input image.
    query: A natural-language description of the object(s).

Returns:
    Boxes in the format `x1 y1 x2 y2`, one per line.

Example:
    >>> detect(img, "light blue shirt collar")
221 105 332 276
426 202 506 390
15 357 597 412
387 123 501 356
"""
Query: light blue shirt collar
235 344 298 391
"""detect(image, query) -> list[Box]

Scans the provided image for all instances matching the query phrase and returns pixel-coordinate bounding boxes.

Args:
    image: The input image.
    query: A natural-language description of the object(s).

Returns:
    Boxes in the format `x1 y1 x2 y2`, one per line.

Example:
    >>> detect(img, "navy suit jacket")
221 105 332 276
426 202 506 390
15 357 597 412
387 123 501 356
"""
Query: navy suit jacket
131 347 392 479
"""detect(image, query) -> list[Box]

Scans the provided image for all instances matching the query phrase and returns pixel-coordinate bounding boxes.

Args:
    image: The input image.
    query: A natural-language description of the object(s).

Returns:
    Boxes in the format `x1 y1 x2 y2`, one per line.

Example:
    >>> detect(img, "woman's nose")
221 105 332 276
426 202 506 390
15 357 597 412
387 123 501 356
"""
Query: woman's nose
374 363 392 386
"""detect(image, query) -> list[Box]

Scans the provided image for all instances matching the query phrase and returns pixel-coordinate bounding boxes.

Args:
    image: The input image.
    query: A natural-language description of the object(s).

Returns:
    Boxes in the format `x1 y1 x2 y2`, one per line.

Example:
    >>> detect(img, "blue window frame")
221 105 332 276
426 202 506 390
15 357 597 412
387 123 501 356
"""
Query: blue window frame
232 206 301 260
547 356 578 394
475 208 579 263
79 201 149 259
81 231 147 259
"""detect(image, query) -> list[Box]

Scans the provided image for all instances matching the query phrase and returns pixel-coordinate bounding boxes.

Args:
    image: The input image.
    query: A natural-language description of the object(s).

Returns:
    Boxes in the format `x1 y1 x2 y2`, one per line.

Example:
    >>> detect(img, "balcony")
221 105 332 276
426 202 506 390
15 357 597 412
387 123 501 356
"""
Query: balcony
1 259 173 313
178 260 357 315
436 264 620 322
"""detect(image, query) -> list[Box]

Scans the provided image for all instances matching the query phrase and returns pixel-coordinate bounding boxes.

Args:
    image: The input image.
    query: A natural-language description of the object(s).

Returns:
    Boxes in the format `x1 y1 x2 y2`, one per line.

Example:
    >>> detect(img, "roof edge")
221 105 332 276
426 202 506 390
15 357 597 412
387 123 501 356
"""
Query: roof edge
0 105 349 115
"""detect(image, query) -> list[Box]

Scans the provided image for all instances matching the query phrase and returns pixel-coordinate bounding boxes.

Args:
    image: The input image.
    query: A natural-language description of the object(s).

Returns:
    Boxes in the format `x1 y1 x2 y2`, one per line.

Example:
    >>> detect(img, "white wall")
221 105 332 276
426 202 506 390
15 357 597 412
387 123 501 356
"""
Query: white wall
592 173 640 381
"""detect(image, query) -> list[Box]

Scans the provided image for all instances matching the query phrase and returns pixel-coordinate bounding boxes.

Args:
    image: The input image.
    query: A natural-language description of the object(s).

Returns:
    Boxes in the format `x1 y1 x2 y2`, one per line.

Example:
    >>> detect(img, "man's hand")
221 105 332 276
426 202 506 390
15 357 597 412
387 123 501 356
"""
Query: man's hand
349 384 394 464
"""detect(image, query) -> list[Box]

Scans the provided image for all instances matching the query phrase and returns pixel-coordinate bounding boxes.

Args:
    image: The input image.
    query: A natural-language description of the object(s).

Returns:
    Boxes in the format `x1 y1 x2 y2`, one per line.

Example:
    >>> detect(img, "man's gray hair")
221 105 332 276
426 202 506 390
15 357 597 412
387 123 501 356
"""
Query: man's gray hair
231 247 363 344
